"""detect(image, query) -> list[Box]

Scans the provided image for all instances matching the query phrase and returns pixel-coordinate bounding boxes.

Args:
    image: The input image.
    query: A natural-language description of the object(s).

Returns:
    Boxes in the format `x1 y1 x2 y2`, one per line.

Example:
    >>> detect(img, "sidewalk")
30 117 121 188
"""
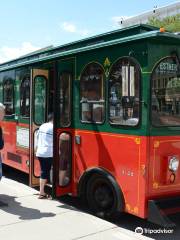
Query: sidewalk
0 177 152 240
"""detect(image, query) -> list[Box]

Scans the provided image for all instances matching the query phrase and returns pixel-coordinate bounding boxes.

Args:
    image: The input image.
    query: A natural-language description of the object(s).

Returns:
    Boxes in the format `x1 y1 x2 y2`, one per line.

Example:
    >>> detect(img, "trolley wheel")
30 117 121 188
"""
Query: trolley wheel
86 174 119 219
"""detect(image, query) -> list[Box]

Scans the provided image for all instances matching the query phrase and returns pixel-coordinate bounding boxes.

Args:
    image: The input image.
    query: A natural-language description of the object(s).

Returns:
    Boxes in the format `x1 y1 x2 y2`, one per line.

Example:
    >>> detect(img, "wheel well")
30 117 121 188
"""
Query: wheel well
78 167 124 212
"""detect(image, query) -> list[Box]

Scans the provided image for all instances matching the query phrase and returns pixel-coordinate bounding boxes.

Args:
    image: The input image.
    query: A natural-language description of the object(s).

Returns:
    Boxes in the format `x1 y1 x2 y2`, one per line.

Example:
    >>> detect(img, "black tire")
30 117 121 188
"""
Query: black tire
86 174 121 219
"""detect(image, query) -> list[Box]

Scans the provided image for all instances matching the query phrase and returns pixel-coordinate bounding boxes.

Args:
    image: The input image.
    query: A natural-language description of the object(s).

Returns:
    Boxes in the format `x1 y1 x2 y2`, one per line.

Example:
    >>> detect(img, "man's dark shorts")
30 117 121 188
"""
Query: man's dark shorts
38 157 52 180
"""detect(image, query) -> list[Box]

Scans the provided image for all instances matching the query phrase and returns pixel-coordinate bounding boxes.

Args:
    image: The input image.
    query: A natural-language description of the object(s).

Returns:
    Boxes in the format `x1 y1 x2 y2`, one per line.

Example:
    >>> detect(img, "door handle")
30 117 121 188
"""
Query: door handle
75 135 81 145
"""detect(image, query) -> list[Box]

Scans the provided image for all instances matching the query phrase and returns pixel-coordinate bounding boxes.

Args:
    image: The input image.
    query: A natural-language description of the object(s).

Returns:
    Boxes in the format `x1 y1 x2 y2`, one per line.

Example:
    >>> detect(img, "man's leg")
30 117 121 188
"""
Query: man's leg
39 178 47 196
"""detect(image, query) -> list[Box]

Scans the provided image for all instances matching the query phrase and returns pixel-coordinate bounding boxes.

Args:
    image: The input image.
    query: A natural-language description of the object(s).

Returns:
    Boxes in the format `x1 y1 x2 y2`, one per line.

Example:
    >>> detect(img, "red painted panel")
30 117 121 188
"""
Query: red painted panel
3 120 180 220
73 130 148 218
148 136 180 198
1 121 30 173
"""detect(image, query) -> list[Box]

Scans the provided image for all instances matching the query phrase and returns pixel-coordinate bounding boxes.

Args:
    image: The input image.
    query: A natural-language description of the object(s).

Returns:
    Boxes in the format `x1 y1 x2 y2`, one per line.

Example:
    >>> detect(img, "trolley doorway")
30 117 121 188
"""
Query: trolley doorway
53 58 75 197
29 66 54 187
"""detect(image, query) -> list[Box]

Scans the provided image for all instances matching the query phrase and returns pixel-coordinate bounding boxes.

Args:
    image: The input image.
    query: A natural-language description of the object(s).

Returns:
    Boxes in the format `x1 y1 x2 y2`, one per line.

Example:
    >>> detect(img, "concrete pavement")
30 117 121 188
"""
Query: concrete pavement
0 176 153 240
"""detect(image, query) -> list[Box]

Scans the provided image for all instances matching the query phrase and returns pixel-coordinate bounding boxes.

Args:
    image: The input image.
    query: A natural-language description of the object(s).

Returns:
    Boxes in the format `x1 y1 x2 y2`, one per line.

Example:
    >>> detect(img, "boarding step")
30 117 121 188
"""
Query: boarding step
148 196 180 228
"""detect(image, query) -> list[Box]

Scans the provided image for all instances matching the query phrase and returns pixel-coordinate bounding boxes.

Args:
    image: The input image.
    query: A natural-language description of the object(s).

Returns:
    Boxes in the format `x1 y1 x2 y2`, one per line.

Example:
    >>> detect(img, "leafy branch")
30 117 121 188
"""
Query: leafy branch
147 14 180 32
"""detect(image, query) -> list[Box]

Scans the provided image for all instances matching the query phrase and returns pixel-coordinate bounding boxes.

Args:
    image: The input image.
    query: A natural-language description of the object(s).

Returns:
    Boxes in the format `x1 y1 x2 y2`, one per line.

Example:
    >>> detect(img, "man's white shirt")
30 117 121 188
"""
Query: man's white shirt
36 122 53 158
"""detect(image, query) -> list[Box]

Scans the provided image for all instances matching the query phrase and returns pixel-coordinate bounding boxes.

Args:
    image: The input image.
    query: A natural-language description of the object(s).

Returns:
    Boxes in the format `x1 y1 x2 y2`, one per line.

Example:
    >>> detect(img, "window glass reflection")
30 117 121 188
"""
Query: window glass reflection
109 58 140 126
151 56 180 126
20 76 30 117
80 63 105 123
34 76 46 125
60 73 71 127
59 133 71 186
3 79 14 115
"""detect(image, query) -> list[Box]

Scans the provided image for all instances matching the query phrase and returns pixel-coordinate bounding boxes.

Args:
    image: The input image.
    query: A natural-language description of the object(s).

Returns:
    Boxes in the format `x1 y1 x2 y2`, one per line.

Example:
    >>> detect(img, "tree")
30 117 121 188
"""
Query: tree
147 14 180 32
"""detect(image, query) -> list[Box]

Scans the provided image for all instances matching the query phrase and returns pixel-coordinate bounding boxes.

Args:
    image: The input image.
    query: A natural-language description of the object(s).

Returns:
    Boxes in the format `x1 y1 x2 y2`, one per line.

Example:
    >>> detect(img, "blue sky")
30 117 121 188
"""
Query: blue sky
0 0 178 62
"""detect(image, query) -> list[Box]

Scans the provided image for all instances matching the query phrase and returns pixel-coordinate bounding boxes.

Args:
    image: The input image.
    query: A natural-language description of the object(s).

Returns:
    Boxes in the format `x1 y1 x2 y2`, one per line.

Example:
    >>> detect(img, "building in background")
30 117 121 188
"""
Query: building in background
119 1 180 28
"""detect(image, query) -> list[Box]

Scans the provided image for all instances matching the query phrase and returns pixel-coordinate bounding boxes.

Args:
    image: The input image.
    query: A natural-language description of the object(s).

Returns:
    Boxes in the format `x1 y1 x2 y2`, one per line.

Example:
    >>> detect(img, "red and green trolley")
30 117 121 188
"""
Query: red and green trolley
0 24 180 226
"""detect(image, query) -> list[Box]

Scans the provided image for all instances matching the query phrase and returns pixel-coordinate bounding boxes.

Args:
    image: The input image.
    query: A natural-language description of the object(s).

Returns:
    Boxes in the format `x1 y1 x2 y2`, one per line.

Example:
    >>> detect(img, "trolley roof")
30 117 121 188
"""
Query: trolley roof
0 24 180 72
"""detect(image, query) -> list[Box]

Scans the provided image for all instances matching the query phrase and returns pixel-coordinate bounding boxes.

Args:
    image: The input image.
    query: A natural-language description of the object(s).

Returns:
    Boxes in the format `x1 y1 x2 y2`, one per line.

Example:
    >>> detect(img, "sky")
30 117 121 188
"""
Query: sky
0 0 178 63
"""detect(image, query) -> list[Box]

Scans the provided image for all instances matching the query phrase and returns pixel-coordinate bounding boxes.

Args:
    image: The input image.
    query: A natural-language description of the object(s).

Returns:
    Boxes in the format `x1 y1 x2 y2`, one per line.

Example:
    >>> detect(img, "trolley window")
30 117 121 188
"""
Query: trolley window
20 76 30 118
59 132 71 186
60 72 71 127
34 76 46 125
80 63 105 123
151 56 180 126
3 79 14 115
108 57 140 126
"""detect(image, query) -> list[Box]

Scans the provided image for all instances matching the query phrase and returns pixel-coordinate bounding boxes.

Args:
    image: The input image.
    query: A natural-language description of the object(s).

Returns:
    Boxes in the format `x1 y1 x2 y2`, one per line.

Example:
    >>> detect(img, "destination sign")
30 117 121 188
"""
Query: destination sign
159 62 178 72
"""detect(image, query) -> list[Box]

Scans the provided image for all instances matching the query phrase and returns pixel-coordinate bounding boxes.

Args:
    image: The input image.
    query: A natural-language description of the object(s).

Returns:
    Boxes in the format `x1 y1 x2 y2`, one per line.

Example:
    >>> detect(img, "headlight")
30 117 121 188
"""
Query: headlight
169 156 179 172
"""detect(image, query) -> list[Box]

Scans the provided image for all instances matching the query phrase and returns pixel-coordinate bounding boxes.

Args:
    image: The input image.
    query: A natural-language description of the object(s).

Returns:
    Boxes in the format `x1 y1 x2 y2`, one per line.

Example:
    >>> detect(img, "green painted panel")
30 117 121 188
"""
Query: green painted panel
71 41 149 136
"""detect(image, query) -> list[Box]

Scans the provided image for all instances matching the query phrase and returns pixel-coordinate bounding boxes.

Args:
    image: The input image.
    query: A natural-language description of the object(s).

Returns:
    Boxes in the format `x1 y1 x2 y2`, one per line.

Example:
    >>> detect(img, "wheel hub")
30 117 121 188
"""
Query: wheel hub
94 185 113 209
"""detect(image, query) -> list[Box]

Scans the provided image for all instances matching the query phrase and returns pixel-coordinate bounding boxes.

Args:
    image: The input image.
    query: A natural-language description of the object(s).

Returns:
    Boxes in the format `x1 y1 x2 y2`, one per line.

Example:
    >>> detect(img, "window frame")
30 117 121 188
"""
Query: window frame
33 75 47 126
20 75 30 119
108 56 141 127
3 78 15 116
58 132 72 187
59 71 72 128
80 62 105 124
150 56 180 128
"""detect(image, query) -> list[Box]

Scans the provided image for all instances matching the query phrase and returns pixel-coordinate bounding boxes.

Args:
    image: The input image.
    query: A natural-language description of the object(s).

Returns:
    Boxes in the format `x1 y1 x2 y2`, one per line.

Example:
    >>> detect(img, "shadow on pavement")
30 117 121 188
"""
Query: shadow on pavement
0 194 55 220
3 166 180 239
